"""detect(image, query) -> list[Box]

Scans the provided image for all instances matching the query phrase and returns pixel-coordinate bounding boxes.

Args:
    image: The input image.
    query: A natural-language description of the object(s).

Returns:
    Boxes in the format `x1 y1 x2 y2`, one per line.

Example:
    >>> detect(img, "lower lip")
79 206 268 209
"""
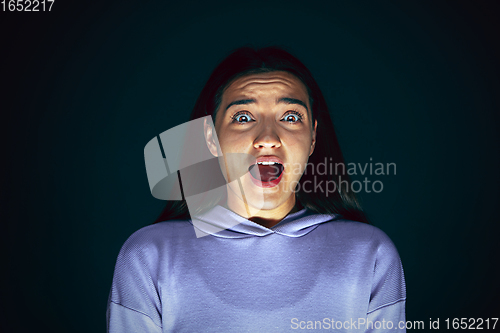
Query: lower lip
248 168 284 188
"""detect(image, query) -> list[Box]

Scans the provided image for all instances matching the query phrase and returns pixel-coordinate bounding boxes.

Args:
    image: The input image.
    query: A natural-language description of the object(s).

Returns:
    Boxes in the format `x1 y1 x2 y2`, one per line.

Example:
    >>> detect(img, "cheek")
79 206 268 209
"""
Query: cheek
288 135 312 158
284 137 313 177
219 132 252 154
217 133 254 178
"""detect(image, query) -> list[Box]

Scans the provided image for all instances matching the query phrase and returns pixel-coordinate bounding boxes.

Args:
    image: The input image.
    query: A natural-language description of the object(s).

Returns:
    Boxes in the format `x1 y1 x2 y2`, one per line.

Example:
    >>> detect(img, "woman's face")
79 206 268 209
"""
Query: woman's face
206 71 317 217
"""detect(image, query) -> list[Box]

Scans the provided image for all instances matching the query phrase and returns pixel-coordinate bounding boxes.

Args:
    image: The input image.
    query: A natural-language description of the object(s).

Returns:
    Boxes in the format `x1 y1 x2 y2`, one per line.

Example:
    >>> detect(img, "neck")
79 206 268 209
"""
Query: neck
224 194 300 228
248 204 300 228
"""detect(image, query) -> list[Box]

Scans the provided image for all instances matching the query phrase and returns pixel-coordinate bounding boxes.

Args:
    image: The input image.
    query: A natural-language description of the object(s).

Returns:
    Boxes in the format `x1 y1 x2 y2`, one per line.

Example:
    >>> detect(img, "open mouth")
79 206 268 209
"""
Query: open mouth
248 162 284 187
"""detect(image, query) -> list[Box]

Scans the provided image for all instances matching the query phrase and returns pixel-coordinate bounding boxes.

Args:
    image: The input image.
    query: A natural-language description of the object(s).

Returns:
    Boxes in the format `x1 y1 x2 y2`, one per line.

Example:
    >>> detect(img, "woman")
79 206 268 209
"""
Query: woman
107 47 406 332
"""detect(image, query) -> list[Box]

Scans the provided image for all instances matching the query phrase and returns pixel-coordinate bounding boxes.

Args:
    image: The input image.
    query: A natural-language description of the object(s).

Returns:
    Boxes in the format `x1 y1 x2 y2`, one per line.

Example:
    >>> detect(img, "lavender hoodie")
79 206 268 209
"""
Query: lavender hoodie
107 205 406 332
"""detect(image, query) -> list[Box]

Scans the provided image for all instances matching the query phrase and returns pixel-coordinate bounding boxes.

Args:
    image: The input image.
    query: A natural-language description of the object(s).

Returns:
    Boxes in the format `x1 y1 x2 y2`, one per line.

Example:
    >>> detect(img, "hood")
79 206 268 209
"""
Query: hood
190 205 338 239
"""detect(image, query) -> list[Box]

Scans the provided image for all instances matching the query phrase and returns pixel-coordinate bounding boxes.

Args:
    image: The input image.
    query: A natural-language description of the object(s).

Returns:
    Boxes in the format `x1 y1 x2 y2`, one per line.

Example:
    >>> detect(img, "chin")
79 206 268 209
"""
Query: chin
256 199 285 211
247 190 293 211
226 173 295 213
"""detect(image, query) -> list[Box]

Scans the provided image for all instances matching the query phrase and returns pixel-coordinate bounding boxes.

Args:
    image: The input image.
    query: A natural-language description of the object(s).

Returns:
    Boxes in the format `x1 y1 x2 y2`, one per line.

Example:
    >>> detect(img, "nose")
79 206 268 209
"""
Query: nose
253 125 282 149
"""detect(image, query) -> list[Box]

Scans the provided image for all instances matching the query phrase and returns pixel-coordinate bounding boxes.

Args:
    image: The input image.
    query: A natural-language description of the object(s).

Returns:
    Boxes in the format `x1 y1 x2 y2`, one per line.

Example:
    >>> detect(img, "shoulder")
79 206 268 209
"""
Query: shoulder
317 218 401 258
117 220 195 258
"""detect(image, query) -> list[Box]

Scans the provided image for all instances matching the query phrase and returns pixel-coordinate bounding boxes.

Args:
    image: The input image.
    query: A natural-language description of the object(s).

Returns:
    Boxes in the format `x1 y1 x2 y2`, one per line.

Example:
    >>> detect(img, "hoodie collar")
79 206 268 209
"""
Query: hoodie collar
190 205 338 239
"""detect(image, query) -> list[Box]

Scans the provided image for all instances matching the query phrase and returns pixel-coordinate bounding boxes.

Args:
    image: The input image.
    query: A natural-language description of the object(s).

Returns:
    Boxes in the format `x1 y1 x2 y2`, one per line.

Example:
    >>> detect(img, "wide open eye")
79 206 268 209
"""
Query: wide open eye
232 111 254 124
281 111 303 123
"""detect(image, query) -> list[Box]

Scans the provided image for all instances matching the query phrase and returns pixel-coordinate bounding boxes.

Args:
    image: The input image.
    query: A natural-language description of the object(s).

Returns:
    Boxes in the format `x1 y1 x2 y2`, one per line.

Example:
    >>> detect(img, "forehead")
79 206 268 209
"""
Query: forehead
223 71 309 102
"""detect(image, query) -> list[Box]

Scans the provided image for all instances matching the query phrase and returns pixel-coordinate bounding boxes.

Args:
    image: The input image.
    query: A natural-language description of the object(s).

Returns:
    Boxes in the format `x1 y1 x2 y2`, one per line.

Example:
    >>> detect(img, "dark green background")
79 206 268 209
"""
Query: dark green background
2 1 499 332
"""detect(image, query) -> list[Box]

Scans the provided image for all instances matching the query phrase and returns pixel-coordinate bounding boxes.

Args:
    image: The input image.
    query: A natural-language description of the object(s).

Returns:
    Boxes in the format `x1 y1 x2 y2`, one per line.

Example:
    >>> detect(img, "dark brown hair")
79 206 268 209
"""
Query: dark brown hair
154 46 369 224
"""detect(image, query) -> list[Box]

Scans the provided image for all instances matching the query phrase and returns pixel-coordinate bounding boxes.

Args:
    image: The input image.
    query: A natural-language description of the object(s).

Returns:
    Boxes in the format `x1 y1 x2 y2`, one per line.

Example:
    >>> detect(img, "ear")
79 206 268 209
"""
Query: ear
309 119 317 156
204 117 219 157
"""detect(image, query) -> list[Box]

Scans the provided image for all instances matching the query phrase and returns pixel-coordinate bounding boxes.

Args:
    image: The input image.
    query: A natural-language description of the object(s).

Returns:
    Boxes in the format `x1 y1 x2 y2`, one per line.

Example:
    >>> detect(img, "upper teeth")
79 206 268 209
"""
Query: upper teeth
257 161 279 165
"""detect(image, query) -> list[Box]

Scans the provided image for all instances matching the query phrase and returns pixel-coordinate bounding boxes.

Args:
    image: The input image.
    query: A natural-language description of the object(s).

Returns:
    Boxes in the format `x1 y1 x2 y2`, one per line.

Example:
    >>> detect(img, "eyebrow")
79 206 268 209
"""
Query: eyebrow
224 97 309 112
277 97 309 112
225 99 256 111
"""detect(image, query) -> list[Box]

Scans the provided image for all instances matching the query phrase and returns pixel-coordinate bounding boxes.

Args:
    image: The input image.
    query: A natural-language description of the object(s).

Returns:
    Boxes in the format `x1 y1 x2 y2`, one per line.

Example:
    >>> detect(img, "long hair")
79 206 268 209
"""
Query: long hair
154 46 369 224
